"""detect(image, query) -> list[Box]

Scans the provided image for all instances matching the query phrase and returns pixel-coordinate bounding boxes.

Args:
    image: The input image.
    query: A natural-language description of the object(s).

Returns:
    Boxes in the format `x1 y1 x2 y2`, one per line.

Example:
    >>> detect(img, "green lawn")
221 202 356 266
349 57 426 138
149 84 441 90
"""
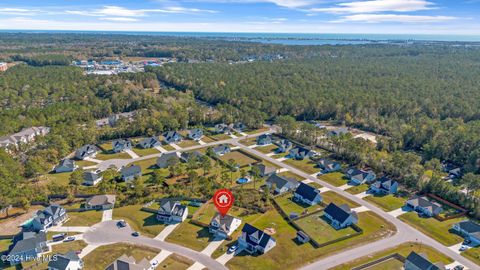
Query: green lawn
364 258 404 270
209 133 232 141
99 142 113 151
52 240 88 254
295 213 357 243
364 194 407 211
239 137 257 146
132 147 160 157
333 242 453 270
165 221 215 251
318 172 347 187
113 205 167 238
283 158 319 174
398 212 466 246
75 160 98 168
322 191 360 208
83 243 159 270
161 143 176 151
44 172 72 186
64 210 102 226
245 127 269 134
0 238 11 253
345 184 369 195
177 140 200 148
219 151 259 167
256 144 279 154
158 254 193 270
132 158 167 175
274 195 322 216
278 171 305 181
200 136 215 143
462 247 480 267
95 151 132 160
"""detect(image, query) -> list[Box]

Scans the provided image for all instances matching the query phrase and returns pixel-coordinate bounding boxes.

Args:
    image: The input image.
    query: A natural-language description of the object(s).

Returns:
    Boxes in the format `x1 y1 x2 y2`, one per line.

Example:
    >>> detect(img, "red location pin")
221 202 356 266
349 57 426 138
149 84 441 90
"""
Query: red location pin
213 189 234 217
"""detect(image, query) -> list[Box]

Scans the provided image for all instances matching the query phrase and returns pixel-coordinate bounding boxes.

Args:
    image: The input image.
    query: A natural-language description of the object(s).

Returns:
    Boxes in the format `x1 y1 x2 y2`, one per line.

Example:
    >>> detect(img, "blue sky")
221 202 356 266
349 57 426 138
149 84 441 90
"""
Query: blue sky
0 0 479 34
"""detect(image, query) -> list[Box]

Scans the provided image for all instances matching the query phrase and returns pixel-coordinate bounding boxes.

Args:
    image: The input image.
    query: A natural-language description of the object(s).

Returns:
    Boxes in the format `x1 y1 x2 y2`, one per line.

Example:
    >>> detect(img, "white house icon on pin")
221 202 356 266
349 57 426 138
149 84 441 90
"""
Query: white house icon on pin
218 194 229 204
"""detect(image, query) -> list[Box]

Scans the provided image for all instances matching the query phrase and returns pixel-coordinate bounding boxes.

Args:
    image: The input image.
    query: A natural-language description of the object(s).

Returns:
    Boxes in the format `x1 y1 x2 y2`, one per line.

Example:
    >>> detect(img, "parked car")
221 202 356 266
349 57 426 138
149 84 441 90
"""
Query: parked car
117 220 127 227
459 245 468 251
453 266 464 270
52 233 66 242
228 245 238 254
63 236 75 242
132 231 140 237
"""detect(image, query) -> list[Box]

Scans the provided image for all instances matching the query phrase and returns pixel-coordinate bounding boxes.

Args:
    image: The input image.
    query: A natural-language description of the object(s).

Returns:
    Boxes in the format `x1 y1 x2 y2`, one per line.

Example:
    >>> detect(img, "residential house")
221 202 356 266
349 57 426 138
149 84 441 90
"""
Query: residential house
85 195 116 210
233 122 246 132
294 183 322 206
449 168 462 179
188 128 203 140
105 254 151 270
323 203 358 230
209 213 242 238
327 127 349 137
276 139 293 153
120 165 141 182
288 146 312 160
74 144 98 160
29 205 68 232
0 126 50 148
156 152 180 168
137 137 161 149
452 220 480 247
95 111 136 128
406 196 443 217
54 159 78 173
163 131 182 144
345 168 376 185
156 200 188 224
213 144 231 156
404 251 446 270
112 139 132 153
83 171 103 186
238 223 276 254
48 251 83 270
266 173 300 194
8 231 48 265
370 176 398 194
254 163 277 177
214 124 230 134
257 134 273 146
317 158 341 174
180 151 203 163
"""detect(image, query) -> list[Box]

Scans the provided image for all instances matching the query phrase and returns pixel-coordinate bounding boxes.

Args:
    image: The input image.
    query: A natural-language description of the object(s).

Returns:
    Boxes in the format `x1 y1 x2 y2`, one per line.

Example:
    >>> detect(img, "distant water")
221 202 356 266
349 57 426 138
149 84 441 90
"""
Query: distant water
1 30 480 45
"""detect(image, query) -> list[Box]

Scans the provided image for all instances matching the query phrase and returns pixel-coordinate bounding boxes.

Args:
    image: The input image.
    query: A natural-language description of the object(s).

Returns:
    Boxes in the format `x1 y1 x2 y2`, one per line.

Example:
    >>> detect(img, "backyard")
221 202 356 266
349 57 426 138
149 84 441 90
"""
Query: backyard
295 213 357 244
219 151 259 167
274 195 323 217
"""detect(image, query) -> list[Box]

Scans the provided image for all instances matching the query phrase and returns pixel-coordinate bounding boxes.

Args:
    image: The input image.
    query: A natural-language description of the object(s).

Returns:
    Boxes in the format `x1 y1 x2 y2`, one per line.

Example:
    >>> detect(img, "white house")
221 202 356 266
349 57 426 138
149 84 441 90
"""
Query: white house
209 213 242 239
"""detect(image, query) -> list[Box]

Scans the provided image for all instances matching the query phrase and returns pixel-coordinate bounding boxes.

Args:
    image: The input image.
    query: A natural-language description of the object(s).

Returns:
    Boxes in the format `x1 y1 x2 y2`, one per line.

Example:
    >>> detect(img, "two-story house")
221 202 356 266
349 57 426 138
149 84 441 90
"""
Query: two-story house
156 200 188 224
209 213 242 239
238 223 276 254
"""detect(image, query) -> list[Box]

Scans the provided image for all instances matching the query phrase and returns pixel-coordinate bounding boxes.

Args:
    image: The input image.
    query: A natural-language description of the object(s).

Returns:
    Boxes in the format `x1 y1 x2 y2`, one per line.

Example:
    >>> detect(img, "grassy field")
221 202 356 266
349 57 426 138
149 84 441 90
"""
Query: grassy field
200 136 215 143
158 254 194 270
99 142 113 151
239 137 257 146
256 144 279 154
278 171 305 181
43 172 72 186
345 184 369 195
132 158 167 175
318 172 347 187
177 140 200 148
64 210 102 226
398 212 465 246
332 242 454 270
52 240 88 254
219 151 258 167
295 213 357 243
83 243 159 270
165 221 215 251
209 133 232 141
283 158 318 174
75 159 98 168
246 127 269 134
161 143 176 151
363 258 404 270
462 247 480 267
0 238 11 253
322 191 360 208
113 205 167 238
274 195 323 216
364 194 407 211
132 147 160 157
95 151 132 160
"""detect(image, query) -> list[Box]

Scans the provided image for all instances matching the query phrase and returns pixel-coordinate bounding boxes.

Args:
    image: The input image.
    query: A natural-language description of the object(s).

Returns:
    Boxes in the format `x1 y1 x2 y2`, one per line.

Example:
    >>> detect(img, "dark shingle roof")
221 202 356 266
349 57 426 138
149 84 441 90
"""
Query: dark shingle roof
295 183 321 202
241 223 275 249
10 231 46 255
121 165 141 178
405 252 441 270
324 203 354 223
266 174 299 190
48 251 80 270
457 220 480 234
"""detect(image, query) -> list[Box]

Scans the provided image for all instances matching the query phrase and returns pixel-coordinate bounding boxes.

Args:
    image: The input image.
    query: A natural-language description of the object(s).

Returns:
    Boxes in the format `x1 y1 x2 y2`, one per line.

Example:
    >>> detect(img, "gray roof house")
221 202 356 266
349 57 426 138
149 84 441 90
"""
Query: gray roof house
288 146 312 160
214 123 230 134
324 203 358 230
74 144 98 160
404 251 445 270
83 171 103 186
406 196 443 217
257 134 273 146
188 128 203 140
180 151 203 163
209 213 242 239
156 200 188 224
29 205 68 232
294 183 322 206
266 173 300 194
233 122 246 132
54 159 78 173
48 251 83 270
112 139 132 153
163 131 182 144
85 195 116 210
238 223 276 254
156 152 180 168
106 254 151 270
0 126 50 148
327 127 349 137
317 158 341 174
120 165 142 182
254 163 277 177
345 167 376 185
213 144 231 156
275 139 293 153
370 176 398 194
452 220 480 247
8 231 48 265
137 137 161 149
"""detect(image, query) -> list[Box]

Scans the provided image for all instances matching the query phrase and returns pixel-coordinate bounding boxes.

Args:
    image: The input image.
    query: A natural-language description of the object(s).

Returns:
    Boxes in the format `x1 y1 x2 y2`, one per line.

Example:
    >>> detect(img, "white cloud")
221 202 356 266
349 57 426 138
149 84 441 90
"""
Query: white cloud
65 5 216 18
0 8 39 16
310 0 436 14
99 17 140 22
336 13 456 23
179 0 320 8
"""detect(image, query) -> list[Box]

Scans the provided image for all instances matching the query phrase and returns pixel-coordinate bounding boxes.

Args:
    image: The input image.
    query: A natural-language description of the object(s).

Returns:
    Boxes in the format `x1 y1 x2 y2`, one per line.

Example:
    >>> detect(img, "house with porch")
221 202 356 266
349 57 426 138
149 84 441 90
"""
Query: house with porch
404 251 446 270
213 144 231 156
48 251 83 270
137 137 161 149
85 195 116 210
266 174 300 194
112 139 132 153
254 163 277 177
29 205 68 232
209 213 242 239
257 134 273 146
83 171 103 186
276 139 293 153
8 231 48 265
188 128 203 140
288 146 313 160
345 167 376 185
405 196 443 217
238 223 276 254
74 144 98 160
156 200 188 224
317 158 341 174
156 152 180 168
120 165 142 182
370 176 398 194
54 159 78 173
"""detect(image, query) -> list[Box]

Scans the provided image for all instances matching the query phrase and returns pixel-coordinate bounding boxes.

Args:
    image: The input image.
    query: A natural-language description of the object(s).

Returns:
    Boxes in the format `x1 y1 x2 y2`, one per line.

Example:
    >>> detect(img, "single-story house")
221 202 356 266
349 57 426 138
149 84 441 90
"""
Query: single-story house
83 171 103 186
120 165 142 182
345 168 376 185
294 183 322 206
156 200 188 224
327 127 349 137
238 223 276 254
8 231 48 265
275 139 293 153
214 123 230 134
54 159 78 173
105 254 151 270
266 173 300 194
233 122 246 132
452 220 480 247
316 158 341 174
254 163 277 177
29 205 68 232
405 196 443 217
404 251 446 270
213 144 231 156
137 137 161 149
74 144 98 160
180 151 203 163
209 213 242 239
156 152 180 168
85 195 116 210
324 203 358 230
112 139 132 153
257 134 273 146
370 176 398 194
163 131 182 144
188 128 203 141
48 251 83 270
288 146 313 160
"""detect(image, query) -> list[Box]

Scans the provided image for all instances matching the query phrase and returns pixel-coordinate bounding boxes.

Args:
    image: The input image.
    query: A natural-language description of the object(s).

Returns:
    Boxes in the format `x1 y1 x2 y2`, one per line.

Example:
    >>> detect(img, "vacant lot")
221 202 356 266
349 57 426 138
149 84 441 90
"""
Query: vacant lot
345 184 369 195
177 140 200 148
113 205 167 238
365 194 407 211
256 144 279 154
219 151 258 167
75 159 98 168
283 158 318 174
295 214 357 243
275 195 322 216
132 147 160 157
318 172 347 187
95 151 131 160
209 133 232 141
322 191 360 208
83 243 159 270
278 171 305 181
43 172 72 186
64 210 102 226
